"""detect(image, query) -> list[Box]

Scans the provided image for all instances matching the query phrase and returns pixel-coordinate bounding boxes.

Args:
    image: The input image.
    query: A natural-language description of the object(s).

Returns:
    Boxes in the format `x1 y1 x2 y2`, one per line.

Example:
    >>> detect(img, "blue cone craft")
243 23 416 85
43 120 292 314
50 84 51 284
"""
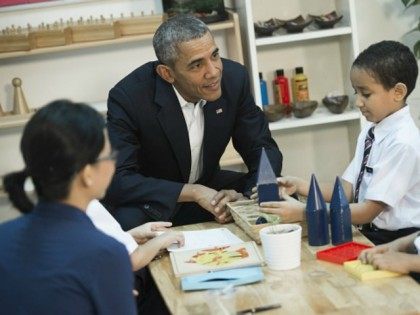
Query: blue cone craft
306 174 330 246
257 147 280 204
330 177 352 245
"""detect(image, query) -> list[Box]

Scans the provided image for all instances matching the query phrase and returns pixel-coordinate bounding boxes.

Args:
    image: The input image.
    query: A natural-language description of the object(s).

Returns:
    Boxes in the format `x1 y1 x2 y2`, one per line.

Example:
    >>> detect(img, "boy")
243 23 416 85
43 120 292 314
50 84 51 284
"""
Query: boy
358 231 420 282
258 41 420 245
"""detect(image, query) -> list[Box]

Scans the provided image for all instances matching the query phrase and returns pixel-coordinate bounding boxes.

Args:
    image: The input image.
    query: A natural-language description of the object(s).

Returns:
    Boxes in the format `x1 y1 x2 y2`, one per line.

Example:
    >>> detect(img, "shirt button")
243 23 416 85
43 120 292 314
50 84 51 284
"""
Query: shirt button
144 204 150 210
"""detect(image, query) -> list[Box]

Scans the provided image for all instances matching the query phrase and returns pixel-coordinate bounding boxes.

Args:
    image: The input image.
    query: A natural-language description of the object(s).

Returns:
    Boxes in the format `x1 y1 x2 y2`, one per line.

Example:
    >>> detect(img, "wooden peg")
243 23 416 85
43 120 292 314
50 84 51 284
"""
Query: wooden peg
12 77 30 115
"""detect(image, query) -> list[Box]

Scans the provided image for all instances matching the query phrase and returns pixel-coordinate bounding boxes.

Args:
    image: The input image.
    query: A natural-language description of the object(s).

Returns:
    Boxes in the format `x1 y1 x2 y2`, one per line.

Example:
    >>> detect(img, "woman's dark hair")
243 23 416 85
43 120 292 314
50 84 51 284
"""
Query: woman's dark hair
352 40 418 99
3 100 105 213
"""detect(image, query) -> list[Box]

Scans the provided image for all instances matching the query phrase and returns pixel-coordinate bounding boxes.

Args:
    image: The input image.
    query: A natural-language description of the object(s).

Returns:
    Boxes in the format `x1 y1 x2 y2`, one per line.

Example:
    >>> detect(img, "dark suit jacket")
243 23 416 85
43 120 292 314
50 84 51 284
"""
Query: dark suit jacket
105 59 282 221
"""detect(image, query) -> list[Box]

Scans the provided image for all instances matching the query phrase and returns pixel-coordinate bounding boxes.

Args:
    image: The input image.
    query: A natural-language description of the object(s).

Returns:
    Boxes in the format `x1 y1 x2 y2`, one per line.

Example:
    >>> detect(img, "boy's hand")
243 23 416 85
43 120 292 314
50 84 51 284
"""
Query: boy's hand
277 176 302 196
259 194 305 222
358 244 391 264
156 231 185 250
129 221 173 243
368 252 413 274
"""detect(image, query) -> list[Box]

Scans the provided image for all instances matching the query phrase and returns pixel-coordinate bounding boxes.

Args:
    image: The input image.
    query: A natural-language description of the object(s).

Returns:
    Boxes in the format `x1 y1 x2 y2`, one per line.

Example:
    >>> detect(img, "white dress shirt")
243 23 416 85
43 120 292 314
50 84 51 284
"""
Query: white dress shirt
342 106 420 230
174 86 206 183
415 235 420 254
87 200 138 254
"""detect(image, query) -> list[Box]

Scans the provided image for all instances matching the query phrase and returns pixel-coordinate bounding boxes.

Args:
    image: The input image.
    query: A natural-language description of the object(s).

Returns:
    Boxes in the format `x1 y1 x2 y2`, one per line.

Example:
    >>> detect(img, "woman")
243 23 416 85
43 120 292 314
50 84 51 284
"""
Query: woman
0 100 136 314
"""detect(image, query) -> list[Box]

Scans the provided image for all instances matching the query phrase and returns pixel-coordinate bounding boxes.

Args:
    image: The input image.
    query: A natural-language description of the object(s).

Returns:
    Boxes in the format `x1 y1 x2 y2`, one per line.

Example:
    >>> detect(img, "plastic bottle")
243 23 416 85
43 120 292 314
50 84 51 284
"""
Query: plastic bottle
306 174 330 246
273 69 291 114
292 67 309 102
259 72 269 108
330 177 353 245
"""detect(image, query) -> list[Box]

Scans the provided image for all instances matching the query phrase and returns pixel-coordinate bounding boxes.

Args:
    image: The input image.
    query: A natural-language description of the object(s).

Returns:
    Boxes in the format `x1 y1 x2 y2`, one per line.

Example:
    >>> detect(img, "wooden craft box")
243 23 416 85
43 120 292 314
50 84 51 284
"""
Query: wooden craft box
114 14 162 36
69 23 119 43
0 34 30 53
228 199 307 244
29 28 72 48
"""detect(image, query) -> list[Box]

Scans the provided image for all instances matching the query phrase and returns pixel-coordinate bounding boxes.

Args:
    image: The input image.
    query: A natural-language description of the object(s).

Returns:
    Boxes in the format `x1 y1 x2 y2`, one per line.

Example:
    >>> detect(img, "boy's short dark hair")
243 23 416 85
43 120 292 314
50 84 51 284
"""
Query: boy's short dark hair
352 40 418 99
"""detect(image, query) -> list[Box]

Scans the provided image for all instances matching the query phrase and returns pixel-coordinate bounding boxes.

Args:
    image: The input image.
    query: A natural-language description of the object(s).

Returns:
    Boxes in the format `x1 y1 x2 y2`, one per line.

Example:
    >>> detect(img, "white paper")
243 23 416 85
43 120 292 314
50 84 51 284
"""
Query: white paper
167 228 244 252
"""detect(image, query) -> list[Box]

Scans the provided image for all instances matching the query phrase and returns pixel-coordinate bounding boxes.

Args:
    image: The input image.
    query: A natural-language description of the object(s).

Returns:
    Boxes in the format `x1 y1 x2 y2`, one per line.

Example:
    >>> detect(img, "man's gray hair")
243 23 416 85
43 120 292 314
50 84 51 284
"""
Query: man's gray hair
153 15 210 67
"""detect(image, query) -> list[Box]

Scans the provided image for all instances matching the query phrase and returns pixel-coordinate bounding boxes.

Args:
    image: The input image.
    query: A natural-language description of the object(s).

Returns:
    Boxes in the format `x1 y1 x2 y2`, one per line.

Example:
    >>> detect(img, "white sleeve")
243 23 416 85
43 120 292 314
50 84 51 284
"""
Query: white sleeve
87 200 138 254
365 143 416 208
342 156 357 186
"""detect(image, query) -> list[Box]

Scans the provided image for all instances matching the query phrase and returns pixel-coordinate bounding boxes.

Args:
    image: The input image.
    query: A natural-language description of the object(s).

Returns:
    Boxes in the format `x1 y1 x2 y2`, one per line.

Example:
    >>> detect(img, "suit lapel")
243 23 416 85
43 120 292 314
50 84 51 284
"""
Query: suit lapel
202 97 229 173
155 77 191 182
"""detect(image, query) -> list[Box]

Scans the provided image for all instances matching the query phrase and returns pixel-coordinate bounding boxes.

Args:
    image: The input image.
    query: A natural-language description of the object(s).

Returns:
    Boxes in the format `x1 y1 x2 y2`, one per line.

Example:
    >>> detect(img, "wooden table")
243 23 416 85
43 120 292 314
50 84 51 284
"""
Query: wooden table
149 222 420 314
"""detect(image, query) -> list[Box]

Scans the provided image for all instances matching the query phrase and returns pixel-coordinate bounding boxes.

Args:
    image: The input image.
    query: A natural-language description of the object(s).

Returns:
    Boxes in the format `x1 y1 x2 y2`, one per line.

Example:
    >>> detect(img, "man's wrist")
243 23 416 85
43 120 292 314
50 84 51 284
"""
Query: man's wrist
178 183 201 202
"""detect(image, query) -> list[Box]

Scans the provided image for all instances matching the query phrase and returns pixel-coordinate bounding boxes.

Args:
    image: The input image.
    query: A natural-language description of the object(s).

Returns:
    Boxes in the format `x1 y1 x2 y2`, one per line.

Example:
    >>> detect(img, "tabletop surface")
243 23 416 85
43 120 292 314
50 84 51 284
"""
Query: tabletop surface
148 222 420 315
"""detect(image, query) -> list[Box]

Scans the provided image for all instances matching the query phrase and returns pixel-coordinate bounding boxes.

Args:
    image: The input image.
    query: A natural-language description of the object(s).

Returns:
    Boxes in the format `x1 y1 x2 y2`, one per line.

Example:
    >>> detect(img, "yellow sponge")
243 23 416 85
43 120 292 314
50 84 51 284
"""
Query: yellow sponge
343 260 401 281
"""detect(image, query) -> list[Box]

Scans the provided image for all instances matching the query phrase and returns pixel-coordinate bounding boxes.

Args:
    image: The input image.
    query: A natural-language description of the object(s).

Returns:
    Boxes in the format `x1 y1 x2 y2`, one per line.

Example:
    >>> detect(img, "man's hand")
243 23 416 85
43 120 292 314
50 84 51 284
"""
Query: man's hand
129 221 173 244
259 194 305 222
211 189 244 223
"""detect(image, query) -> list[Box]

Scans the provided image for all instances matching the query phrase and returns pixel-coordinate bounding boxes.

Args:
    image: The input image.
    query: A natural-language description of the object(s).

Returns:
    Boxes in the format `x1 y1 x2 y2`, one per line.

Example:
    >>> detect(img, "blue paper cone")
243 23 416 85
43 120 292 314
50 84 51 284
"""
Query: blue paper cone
306 174 330 246
330 177 352 245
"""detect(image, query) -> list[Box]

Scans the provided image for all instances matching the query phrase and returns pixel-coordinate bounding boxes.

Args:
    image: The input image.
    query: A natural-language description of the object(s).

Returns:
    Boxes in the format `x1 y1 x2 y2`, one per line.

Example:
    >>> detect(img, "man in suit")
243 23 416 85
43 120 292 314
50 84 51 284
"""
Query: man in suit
105 15 282 230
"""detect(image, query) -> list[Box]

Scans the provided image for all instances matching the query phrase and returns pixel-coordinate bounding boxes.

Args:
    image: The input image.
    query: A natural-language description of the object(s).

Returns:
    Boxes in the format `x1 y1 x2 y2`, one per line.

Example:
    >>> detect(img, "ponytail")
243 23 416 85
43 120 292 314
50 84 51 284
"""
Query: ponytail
3 170 34 214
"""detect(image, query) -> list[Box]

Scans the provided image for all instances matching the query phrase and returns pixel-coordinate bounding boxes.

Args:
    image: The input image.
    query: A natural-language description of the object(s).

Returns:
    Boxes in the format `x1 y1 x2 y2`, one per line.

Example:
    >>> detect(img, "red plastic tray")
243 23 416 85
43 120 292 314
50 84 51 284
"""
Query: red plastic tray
316 242 373 264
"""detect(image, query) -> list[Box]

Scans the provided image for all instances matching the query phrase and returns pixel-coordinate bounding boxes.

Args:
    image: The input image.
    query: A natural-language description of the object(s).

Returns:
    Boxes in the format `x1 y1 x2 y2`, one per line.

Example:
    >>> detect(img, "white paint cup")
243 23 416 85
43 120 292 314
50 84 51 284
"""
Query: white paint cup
259 224 302 271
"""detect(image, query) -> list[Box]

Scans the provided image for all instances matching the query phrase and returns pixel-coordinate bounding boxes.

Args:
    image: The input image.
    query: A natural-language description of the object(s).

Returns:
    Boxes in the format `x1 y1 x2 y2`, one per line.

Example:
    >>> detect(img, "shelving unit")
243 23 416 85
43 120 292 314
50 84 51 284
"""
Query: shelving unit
234 0 360 132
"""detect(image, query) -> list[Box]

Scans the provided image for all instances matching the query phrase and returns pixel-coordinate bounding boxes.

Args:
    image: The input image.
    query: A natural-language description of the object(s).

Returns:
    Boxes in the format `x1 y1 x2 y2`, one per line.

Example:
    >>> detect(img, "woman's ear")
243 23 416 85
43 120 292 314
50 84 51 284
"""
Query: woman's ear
394 82 407 102
156 64 175 84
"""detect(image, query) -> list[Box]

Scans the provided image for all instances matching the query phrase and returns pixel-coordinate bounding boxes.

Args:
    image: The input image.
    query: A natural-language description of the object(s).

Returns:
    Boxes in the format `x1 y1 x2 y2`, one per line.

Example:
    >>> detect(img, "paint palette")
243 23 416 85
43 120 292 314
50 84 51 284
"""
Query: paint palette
316 242 372 264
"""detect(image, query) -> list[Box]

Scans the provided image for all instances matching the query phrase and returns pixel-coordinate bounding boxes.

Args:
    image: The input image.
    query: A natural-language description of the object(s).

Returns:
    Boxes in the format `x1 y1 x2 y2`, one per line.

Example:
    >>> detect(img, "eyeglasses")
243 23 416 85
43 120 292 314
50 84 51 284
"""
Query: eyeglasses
95 149 119 163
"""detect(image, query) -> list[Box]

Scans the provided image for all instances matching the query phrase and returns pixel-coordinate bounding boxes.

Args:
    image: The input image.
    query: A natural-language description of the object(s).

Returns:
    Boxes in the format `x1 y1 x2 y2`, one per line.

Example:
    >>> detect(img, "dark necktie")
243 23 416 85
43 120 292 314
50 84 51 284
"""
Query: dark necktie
354 126 375 203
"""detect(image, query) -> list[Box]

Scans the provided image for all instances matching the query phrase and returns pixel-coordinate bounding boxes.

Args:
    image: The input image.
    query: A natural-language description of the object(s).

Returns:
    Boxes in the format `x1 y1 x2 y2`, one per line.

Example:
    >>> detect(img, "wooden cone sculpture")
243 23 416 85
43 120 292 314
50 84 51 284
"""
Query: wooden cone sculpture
306 174 330 246
12 77 30 115
330 177 352 245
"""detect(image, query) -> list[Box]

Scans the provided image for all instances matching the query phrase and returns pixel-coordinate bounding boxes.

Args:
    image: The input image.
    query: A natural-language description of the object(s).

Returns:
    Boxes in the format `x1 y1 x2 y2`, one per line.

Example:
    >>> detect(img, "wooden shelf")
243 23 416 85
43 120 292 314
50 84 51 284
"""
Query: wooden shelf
269 106 360 131
0 18 236 60
255 26 352 47
0 101 105 130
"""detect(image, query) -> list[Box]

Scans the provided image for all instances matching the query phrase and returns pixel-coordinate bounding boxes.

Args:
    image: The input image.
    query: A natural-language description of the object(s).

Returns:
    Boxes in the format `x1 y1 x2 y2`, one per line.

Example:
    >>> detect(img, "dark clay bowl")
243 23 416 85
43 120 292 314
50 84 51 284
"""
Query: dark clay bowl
283 15 313 33
254 18 285 37
264 104 286 122
292 100 318 118
310 11 343 29
322 95 349 114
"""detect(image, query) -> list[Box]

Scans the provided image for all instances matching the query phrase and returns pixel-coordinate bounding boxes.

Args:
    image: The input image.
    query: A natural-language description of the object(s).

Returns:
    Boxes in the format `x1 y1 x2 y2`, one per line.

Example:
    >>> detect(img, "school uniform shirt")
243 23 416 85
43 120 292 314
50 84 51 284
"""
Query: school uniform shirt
87 199 138 254
343 105 420 230
0 201 137 315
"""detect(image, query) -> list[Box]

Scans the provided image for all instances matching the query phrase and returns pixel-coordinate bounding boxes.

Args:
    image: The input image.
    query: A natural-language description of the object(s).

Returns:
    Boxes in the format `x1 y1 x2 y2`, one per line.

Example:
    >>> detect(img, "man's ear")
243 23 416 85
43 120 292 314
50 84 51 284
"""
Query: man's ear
156 64 175 84
394 82 407 102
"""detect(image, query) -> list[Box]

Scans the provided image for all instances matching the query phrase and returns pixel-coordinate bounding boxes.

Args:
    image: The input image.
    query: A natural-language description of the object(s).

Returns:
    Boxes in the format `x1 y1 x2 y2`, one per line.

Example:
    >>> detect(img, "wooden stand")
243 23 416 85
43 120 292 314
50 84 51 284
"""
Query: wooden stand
114 14 162 36
29 28 72 48
0 34 30 53
69 23 120 43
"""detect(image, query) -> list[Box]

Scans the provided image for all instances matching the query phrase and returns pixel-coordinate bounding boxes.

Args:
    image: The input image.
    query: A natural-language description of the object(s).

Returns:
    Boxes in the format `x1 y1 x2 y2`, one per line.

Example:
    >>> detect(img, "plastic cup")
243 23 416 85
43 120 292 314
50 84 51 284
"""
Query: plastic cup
259 224 302 271
206 285 236 315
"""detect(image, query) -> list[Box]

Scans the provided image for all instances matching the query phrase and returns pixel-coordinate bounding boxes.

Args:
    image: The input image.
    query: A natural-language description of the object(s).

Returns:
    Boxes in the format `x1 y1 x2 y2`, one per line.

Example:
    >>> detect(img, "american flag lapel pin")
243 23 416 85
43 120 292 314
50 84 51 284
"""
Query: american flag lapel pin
216 108 223 114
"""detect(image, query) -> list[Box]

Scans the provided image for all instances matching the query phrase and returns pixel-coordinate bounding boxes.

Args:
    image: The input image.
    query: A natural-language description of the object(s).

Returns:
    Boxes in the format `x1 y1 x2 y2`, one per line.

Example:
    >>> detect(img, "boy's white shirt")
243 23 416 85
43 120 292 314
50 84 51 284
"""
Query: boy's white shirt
86 199 138 254
343 106 420 230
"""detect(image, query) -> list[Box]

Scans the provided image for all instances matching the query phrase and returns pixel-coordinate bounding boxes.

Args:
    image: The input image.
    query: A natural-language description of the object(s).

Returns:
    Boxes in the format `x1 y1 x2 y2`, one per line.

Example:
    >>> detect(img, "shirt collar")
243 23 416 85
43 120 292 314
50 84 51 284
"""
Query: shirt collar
33 201 94 226
173 86 206 108
370 105 410 144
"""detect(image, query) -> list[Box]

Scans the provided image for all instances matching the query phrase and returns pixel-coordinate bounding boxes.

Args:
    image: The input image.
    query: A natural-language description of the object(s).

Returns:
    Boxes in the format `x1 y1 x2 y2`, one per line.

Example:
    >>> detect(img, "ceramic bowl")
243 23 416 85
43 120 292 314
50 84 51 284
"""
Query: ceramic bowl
292 100 318 118
264 104 286 122
283 15 313 33
322 95 349 114
254 18 285 37
310 11 343 29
